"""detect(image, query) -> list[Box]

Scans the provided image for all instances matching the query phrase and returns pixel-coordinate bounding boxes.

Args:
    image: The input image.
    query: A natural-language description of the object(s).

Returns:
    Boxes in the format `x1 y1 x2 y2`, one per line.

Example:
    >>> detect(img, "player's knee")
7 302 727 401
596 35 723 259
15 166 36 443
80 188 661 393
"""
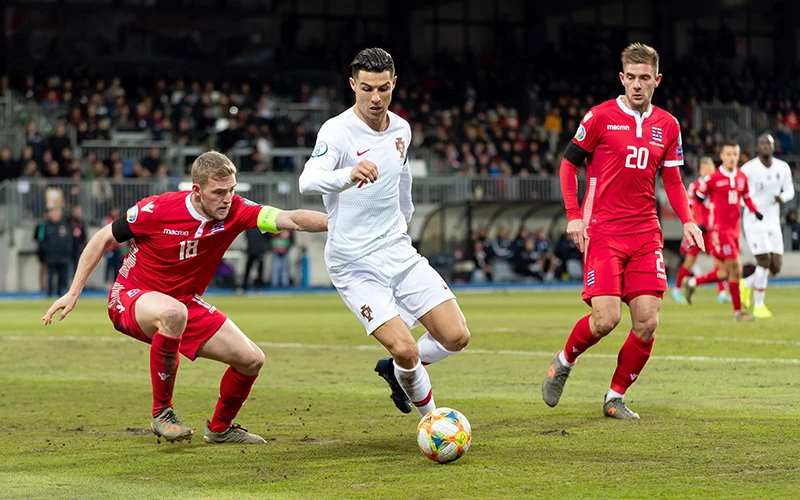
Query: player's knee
390 340 419 367
770 262 781 275
592 312 620 336
442 325 470 352
238 347 265 375
159 303 188 335
633 315 658 339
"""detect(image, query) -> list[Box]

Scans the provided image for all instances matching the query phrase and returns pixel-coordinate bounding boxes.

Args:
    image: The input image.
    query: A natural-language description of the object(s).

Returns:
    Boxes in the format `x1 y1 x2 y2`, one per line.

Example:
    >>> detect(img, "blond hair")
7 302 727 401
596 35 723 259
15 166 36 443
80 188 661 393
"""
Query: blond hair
621 42 659 74
699 156 715 166
191 151 237 186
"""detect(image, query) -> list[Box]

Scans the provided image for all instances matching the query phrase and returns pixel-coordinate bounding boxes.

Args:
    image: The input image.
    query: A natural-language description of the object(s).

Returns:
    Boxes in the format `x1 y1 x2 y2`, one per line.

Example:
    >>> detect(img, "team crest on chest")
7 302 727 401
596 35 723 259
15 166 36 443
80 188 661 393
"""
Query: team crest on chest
395 137 406 159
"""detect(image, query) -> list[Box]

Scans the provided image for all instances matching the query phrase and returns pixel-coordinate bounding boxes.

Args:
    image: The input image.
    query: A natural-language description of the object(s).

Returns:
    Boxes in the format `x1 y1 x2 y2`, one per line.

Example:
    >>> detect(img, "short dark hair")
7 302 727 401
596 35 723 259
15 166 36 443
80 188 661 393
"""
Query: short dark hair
721 140 740 149
350 48 395 79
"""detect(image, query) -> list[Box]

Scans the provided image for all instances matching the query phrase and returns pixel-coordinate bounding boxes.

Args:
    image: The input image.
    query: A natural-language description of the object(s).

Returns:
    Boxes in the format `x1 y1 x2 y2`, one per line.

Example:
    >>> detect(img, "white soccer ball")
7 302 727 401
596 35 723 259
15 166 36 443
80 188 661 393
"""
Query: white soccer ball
416 407 471 463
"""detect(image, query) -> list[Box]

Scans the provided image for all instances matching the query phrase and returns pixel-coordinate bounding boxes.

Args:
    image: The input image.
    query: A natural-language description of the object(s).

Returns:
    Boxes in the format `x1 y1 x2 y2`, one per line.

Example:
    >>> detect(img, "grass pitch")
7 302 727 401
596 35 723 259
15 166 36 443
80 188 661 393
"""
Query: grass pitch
2 287 800 499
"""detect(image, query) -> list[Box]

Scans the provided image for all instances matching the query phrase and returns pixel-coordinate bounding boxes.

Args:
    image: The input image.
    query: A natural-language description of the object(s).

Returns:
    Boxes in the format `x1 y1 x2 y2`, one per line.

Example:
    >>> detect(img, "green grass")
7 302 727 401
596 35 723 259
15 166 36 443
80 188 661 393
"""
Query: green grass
2 287 800 499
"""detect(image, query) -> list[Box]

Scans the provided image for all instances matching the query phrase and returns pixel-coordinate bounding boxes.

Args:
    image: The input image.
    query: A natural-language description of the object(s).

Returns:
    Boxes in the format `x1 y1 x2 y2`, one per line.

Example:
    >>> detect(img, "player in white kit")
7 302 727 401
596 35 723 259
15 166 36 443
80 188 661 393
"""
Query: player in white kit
740 133 795 318
299 48 471 417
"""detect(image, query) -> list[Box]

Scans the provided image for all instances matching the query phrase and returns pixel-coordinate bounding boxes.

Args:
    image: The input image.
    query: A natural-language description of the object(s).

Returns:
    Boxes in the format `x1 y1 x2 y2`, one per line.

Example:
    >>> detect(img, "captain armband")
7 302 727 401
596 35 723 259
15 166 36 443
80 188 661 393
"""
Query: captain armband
563 142 589 166
257 205 283 234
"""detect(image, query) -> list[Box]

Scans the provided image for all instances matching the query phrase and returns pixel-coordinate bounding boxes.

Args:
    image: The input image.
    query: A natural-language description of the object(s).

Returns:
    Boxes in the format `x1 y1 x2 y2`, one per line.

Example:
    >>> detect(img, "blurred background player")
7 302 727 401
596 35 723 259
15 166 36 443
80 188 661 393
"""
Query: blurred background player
299 48 470 418
682 142 763 321
672 157 729 305
542 43 703 420
43 151 328 444
740 133 795 318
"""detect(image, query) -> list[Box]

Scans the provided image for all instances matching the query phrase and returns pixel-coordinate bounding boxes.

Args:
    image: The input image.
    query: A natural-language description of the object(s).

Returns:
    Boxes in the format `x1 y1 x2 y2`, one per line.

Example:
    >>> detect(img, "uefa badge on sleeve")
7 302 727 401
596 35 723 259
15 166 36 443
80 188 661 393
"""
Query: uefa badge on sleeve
575 124 586 142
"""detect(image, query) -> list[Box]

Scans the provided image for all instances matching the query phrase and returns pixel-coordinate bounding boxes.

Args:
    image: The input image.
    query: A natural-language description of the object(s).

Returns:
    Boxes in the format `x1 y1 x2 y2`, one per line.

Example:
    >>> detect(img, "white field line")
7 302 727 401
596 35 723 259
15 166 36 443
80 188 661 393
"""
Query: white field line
3 334 800 364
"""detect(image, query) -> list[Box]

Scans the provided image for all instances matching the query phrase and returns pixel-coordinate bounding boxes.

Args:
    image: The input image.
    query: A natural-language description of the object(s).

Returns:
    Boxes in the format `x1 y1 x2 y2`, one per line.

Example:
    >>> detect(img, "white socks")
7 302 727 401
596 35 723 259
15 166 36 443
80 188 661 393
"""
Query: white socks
606 388 625 401
753 265 769 307
558 350 574 367
417 332 460 365
394 360 436 416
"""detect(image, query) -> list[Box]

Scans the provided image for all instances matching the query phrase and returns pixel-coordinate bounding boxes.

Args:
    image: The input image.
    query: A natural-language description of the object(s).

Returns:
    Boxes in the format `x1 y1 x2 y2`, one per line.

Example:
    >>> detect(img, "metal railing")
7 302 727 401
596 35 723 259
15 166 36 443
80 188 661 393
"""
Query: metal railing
694 104 756 147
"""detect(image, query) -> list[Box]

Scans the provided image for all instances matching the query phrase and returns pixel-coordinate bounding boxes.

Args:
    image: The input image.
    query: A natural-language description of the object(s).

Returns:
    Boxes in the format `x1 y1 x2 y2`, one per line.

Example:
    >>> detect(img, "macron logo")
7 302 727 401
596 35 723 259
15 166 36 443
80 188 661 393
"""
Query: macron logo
158 372 170 381
630 373 638 381
142 202 155 213
163 228 190 236
607 124 631 131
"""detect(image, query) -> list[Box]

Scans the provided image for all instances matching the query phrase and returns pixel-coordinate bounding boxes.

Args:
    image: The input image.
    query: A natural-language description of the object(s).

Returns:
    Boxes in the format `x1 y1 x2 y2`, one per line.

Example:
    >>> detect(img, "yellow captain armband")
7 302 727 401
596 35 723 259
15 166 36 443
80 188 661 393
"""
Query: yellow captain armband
257 205 283 233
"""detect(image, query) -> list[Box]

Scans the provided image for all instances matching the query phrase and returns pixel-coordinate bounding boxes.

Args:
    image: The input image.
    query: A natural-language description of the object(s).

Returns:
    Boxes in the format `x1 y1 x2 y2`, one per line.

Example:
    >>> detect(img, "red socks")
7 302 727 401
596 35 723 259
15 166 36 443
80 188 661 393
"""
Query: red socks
728 280 741 312
676 265 692 287
563 315 601 363
209 367 259 432
610 331 654 394
150 333 181 417
695 269 722 286
717 280 726 293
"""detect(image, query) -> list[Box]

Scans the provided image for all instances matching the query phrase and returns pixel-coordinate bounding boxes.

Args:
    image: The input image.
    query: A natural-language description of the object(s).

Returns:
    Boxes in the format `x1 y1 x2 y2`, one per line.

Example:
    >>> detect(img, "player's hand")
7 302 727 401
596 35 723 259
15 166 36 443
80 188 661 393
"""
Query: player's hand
775 195 782 203
683 222 705 252
566 218 588 253
755 212 764 221
42 292 79 325
351 160 378 187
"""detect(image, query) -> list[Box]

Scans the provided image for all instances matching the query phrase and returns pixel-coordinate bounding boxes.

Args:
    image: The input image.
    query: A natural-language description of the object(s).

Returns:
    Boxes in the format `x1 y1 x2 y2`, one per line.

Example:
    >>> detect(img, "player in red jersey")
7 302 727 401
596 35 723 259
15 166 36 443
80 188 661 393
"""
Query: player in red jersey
43 151 328 443
672 157 729 304
542 43 704 420
681 142 762 321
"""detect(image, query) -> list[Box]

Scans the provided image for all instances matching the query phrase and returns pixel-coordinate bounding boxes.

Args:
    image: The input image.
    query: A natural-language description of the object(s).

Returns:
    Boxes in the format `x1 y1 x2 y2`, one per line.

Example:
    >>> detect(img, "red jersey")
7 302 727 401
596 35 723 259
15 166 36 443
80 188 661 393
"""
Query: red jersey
117 191 262 298
697 168 757 233
572 97 684 235
687 178 710 227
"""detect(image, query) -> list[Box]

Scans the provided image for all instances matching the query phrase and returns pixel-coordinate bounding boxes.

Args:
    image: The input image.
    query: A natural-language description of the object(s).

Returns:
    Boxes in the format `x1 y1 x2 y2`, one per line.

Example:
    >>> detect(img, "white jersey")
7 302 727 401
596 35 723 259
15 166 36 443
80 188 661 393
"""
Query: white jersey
299 108 414 268
740 157 795 228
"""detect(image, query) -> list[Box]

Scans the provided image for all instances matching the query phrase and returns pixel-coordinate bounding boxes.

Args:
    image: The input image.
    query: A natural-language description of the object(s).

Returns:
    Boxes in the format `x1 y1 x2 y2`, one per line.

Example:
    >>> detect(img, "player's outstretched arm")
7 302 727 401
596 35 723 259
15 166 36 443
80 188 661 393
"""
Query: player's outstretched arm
42 224 119 324
256 205 328 233
276 209 329 233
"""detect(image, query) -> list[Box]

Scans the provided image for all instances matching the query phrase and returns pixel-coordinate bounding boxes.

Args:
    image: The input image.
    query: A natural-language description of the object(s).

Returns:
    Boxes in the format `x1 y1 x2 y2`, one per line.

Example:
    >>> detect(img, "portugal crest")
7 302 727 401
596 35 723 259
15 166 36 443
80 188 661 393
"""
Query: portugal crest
395 137 406 159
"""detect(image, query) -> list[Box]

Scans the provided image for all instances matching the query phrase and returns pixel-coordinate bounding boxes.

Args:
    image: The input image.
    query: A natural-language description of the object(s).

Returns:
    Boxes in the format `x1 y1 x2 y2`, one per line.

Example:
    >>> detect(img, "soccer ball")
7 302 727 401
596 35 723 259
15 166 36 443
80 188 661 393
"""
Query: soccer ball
416 407 471 463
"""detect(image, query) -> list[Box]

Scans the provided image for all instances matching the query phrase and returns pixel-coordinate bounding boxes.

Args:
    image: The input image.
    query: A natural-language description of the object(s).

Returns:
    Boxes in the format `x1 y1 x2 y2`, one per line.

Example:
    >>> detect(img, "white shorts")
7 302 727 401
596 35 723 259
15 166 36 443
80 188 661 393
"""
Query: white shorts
329 238 456 334
744 222 784 256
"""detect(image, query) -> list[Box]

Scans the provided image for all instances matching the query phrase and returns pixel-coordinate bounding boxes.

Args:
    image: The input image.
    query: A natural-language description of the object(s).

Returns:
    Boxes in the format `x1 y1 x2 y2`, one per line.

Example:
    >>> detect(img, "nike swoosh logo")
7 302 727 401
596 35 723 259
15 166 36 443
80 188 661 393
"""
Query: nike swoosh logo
357 149 370 156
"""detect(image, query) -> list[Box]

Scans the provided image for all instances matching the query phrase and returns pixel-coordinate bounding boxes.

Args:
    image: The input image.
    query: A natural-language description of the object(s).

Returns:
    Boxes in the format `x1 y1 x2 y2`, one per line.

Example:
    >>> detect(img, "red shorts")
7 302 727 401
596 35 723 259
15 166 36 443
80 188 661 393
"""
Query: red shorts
107 283 228 361
582 232 667 305
711 229 739 260
680 232 714 258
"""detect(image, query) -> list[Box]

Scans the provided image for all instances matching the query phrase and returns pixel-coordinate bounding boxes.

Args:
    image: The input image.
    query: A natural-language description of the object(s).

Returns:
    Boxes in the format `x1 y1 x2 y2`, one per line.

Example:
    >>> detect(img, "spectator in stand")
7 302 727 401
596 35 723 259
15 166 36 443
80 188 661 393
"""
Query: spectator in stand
67 205 87 279
102 206 123 284
787 210 800 251
49 123 71 162
0 148 16 181
533 229 557 282
25 122 46 160
555 232 583 280
38 207 72 297
141 147 161 174
270 229 293 288
491 227 514 261
241 226 269 290
471 240 493 283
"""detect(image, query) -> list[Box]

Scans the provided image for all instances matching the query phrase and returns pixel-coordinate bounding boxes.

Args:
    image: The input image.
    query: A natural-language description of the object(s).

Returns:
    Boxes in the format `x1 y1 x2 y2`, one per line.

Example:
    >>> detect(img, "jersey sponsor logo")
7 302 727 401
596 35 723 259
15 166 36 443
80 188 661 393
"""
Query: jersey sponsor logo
395 138 406 159
738 179 745 189
582 111 593 123
126 288 141 298
360 304 374 322
651 126 663 142
356 149 371 156
311 141 328 158
575 124 587 141
163 228 190 236
126 205 138 223
606 124 630 131
241 197 260 207
141 202 155 213
210 221 225 234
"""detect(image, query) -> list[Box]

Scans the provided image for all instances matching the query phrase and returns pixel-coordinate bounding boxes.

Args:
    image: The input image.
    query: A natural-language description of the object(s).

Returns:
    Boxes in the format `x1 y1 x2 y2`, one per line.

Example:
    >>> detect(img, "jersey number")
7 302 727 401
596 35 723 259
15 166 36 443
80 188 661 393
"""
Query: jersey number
179 240 198 260
625 146 649 170
728 190 739 205
655 250 666 273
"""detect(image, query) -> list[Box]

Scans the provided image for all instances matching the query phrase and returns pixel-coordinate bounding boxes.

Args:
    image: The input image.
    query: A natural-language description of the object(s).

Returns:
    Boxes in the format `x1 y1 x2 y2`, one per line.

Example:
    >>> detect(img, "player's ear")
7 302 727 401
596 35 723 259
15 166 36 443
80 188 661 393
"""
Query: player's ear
654 73 663 87
391 75 397 89
349 77 356 92
618 72 625 86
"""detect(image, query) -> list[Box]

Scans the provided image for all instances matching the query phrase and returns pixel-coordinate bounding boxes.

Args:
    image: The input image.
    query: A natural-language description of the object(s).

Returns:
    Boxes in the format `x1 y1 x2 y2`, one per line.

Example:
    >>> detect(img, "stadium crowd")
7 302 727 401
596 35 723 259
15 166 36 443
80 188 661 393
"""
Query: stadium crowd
2 53 800 181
